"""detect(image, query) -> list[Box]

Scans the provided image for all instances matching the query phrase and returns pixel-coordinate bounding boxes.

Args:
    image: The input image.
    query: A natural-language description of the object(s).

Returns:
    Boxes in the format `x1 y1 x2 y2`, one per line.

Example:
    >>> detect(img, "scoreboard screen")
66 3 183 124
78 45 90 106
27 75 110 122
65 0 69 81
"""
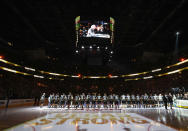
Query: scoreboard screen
75 16 115 47
79 20 110 39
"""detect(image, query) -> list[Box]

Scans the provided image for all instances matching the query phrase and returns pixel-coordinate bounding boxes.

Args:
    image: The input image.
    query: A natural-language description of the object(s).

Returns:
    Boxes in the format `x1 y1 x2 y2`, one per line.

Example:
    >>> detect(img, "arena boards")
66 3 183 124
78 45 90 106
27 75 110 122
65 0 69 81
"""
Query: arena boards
5 112 176 131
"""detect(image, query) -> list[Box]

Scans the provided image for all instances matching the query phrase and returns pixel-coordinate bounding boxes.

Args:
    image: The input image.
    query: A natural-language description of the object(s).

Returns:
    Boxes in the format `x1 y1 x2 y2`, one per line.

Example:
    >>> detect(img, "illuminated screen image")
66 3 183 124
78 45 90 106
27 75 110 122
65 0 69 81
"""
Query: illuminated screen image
79 20 110 38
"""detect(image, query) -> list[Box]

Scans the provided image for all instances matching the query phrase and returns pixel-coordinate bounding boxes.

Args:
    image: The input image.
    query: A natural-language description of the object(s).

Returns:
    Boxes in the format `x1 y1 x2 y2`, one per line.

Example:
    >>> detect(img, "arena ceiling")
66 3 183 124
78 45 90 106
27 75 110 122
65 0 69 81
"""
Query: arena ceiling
0 0 187 70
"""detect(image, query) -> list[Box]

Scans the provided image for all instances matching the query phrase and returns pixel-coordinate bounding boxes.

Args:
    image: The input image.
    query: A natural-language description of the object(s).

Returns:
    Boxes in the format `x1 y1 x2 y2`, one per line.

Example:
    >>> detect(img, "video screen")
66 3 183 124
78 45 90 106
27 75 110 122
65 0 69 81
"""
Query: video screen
79 20 110 38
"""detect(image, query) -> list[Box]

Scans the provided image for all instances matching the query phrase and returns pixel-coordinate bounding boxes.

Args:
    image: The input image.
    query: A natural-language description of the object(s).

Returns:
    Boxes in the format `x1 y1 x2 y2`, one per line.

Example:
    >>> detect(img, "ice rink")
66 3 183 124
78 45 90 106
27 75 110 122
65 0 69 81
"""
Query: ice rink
1 106 188 131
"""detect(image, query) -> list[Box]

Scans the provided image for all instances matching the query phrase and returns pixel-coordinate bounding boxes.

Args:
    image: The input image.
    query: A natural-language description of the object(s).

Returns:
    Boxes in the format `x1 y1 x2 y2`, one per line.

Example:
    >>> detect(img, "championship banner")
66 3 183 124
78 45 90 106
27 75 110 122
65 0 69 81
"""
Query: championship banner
75 16 80 31
5 112 176 131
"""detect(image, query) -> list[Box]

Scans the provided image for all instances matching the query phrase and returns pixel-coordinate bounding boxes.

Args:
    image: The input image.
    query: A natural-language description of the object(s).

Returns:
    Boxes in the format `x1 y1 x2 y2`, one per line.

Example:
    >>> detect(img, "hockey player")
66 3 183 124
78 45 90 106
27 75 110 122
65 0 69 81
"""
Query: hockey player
59 94 63 108
48 94 52 108
108 94 113 109
92 93 96 109
131 94 136 108
86 93 91 109
159 94 163 107
121 94 126 109
97 93 102 109
153 94 158 108
127 94 131 108
136 94 140 108
40 93 45 108
54 93 59 108
103 93 108 109
115 94 120 109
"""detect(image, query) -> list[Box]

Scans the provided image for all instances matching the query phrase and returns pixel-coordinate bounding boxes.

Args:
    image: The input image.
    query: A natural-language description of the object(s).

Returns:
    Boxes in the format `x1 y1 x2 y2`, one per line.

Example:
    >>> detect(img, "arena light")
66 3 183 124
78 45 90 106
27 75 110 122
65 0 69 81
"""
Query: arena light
48 72 61 76
157 67 188 77
110 51 113 54
75 50 79 53
179 58 186 62
176 32 180 35
0 58 20 67
59 74 69 77
40 71 69 77
78 73 81 78
0 66 30 75
24 67 36 71
71 75 79 78
22 73 30 75
108 74 112 78
166 59 188 68
89 46 92 49
143 76 153 79
34 75 44 78
1 67 17 73
0 58 8 63
81 46 85 49
110 75 118 78
0 56 3 59
97 46 100 49
105 47 108 50
167 69 180 75
122 72 148 77
152 68 161 72
125 78 141 81
84 76 104 79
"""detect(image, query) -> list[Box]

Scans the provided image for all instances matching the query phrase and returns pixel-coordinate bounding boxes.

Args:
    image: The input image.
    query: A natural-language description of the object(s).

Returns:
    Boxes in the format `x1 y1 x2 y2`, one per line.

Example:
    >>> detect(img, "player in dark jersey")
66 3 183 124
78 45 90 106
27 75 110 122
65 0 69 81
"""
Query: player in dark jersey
103 93 108 109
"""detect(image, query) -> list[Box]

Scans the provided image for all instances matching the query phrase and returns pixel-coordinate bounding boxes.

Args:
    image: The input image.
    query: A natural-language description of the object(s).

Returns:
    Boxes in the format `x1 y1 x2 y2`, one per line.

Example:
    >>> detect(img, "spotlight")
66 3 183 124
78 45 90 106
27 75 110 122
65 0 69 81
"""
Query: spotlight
90 46 92 49
110 51 113 54
97 46 100 49
78 74 81 78
81 46 85 49
105 47 108 50
108 74 112 78
176 32 180 35
75 50 79 53
0 56 4 59
179 58 186 62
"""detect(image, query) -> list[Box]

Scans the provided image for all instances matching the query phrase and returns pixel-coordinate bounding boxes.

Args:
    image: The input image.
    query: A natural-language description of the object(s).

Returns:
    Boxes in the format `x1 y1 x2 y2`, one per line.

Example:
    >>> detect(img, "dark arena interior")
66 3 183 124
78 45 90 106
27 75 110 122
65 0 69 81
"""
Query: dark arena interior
0 0 188 131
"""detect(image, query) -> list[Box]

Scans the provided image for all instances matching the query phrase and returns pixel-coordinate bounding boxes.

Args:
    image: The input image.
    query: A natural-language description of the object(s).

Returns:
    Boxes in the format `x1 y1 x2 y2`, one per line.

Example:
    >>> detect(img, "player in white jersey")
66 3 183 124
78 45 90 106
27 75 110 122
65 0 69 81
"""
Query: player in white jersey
108 94 113 108
40 93 45 108
158 94 163 107
97 93 102 109
115 94 120 109
86 93 91 109
136 94 140 108
66 93 71 109
74 94 80 109
131 94 136 108
127 94 131 108
59 94 63 108
80 93 85 109
54 93 59 108
48 94 53 108
63 94 68 108
121 94 126 108
149 94 155 108
172 94 176 102
143 93 148 108
103 93 108 109
92 93 96 108
153 94 158 107
70 94 74 108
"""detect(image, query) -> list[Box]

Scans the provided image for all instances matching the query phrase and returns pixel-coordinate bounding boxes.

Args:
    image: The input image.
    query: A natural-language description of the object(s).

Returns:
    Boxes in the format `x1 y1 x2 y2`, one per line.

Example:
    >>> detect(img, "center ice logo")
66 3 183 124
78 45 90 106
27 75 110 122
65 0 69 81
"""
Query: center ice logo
6 113 177 131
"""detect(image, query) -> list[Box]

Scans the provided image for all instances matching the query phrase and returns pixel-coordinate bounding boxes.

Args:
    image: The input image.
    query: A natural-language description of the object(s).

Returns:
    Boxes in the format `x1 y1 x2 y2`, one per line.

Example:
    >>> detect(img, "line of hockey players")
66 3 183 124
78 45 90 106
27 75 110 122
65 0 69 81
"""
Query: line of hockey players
43 93 179 109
